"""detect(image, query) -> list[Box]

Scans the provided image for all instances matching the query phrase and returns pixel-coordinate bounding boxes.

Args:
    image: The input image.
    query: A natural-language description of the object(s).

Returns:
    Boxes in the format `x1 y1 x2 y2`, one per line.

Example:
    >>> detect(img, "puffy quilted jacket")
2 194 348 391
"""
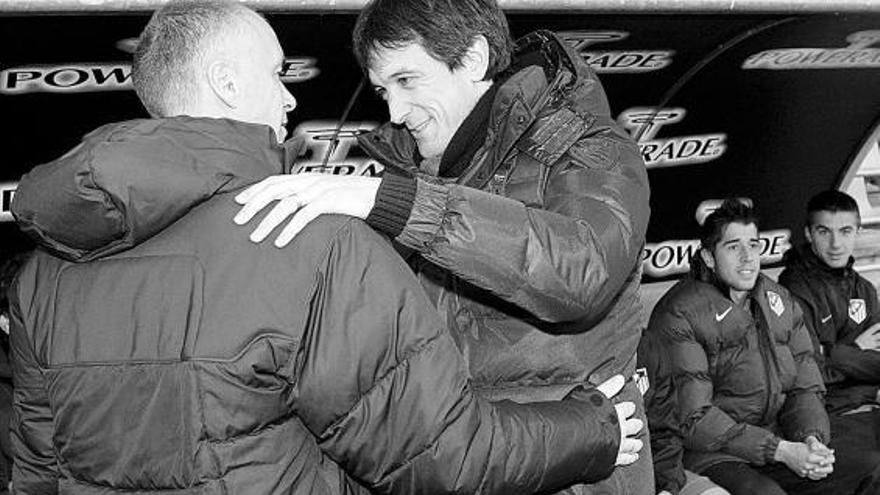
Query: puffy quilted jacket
9 117 621 494
779 244 880 413
646 255 829 473
358 29 650 409
358 31 652 494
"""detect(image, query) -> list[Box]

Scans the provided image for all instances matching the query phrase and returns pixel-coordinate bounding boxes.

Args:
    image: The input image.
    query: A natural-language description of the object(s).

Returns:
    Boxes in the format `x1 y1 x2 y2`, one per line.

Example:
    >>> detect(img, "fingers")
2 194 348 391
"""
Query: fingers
615 452 639 466
622 416 643 438
596 374 625 399
615 438 643 466
275 204 324 247
234 174 324 225
249 194 303 242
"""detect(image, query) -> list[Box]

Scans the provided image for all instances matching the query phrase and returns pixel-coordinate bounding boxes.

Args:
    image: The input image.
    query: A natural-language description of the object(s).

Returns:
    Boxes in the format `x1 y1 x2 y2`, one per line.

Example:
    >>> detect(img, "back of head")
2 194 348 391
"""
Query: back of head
133 0 250 117
807 189 861 227
700 198 759 252
352 0 513 81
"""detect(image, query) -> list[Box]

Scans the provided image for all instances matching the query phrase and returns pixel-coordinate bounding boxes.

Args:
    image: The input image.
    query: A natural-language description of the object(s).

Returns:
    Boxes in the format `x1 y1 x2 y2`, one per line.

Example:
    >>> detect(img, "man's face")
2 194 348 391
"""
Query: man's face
702 222 761 296
233 14 296 143
806 210 859 269
367 42 486 159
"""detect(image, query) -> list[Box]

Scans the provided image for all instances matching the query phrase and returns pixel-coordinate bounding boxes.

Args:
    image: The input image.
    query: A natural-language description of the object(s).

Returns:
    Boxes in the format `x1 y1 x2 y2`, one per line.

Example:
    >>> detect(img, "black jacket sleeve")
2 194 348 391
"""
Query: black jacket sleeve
290 219 621 494
9 276 59 494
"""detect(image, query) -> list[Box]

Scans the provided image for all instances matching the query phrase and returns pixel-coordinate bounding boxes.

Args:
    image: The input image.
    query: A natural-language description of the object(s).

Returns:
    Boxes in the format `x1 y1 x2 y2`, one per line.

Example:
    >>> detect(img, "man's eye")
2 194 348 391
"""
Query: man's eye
397 76 412 87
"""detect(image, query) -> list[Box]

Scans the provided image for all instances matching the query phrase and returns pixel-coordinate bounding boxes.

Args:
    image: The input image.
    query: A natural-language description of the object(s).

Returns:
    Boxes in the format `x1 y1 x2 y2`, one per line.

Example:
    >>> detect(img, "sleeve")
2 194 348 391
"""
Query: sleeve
291 218 621 494
778 300 831 444
649 303 780 465
638 332 686 495
392 118 650 324
866 282 880 328
782 270 880 383
8 276 59 494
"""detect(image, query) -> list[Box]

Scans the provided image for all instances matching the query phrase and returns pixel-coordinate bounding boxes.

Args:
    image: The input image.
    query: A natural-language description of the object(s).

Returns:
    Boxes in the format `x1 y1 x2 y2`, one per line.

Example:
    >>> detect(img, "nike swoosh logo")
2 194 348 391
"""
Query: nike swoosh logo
821 314 832 324
715 306 733 322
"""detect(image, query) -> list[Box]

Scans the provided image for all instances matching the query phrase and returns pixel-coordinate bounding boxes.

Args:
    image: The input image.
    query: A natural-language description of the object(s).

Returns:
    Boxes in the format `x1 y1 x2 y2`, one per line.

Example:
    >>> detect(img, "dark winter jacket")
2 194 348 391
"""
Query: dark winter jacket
779 244 880 413
9 117 621 494
646 255 829 474
359 29 650 408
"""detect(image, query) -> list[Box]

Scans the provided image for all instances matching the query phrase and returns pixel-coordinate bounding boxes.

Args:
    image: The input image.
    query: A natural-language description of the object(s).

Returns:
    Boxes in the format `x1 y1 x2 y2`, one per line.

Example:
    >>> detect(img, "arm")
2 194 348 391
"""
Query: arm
8 277 59 494
235 120 649 324
388 125 650 323
650 307 779 465
778 301 831 444
782 271 880 382
292 218 623 493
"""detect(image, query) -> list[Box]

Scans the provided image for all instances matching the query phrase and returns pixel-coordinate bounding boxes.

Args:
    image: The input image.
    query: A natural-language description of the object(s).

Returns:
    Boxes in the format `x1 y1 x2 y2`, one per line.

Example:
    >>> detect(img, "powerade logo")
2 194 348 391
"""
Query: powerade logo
743 30 880 70
559 31 673 73
0 58 320 95
290 121 383 176
619 107 727 169
642 230 790 278
1 182 16 222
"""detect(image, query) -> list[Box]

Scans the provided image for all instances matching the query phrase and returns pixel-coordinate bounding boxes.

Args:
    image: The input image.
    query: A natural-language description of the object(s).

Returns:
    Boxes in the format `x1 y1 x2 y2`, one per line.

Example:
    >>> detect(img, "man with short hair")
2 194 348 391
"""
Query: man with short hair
645 198 880 494
234 1 652 492
778 190 880 482
779 190 880 414
9 1 641 493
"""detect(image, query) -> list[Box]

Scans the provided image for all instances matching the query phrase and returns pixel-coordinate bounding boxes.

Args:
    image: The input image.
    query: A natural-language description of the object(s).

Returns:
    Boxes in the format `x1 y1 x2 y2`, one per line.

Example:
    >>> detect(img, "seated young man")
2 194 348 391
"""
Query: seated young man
645 198 880 495
779 190 880 453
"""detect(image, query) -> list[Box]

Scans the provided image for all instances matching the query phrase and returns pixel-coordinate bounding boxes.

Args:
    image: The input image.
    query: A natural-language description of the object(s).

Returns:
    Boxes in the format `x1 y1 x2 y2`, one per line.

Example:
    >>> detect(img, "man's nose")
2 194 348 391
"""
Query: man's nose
282 85 296 112
387 92 409 125
829 231 841 248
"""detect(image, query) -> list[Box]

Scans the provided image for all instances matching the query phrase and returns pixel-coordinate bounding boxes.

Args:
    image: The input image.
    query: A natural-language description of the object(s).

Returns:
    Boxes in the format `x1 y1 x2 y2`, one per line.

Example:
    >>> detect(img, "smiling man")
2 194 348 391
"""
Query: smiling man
779 190 880 490
642 198 880 494
233 1 651 493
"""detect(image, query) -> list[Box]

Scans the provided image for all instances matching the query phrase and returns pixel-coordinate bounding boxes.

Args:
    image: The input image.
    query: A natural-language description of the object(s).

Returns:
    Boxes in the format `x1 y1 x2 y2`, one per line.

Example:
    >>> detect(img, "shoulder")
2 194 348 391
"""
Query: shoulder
649 278 722 332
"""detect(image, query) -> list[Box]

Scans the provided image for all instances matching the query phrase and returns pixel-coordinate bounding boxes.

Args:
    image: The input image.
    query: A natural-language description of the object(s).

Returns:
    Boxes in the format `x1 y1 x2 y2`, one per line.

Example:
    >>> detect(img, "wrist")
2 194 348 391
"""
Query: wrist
364 174 416 238
773 439 791 463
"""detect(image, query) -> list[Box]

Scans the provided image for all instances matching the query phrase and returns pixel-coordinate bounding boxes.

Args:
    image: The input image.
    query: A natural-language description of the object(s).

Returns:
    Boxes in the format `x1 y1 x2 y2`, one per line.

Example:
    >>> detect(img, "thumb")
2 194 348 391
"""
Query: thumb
597 374 625 399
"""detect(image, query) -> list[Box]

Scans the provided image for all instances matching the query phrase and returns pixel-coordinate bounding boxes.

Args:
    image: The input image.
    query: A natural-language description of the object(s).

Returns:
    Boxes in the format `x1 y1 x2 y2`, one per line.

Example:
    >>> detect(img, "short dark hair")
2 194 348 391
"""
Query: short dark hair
700 198 759 251
806 190 861 227
352 0 513 81
133 0 251 116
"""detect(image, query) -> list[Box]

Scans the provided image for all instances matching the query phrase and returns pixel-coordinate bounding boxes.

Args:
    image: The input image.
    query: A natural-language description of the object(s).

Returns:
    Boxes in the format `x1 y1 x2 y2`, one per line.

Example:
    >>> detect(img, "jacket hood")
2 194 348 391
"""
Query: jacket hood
13 117 299 262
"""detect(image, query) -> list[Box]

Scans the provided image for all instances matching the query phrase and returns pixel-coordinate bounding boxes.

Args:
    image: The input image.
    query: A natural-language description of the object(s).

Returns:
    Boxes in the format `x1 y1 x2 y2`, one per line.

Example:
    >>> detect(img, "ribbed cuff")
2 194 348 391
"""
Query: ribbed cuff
365 173 416 239
765 435 782 463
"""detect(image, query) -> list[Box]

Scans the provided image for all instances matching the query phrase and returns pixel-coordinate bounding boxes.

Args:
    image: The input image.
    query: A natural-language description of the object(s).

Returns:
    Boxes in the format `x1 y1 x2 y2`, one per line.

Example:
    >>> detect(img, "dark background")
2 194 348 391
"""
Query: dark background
2 10 878 280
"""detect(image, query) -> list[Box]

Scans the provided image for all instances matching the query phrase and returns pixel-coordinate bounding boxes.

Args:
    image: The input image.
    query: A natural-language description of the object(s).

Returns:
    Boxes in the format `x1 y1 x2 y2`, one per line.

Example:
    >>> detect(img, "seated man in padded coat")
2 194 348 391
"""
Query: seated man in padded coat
645 198 880 495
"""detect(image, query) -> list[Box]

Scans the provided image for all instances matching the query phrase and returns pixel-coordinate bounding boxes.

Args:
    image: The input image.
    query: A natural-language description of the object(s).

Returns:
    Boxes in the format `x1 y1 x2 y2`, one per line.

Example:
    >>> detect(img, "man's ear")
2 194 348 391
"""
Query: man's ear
461 35 490 82
804 225 813 244
700 247 716 271
206 59 238 109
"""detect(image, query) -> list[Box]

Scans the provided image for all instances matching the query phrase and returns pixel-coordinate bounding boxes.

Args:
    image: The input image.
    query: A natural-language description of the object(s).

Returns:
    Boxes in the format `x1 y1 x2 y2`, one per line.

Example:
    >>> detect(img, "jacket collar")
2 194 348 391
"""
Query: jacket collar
783 242 855 279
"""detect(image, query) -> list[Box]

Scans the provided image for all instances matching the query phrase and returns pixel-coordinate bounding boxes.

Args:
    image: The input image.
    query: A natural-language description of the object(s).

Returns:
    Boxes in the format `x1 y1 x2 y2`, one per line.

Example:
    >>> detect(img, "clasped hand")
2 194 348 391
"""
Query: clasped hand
775 436 835 480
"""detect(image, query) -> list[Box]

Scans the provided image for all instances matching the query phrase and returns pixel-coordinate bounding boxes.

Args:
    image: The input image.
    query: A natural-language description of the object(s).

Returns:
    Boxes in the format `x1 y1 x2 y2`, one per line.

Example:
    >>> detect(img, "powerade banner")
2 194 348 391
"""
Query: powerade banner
2 11 879 281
